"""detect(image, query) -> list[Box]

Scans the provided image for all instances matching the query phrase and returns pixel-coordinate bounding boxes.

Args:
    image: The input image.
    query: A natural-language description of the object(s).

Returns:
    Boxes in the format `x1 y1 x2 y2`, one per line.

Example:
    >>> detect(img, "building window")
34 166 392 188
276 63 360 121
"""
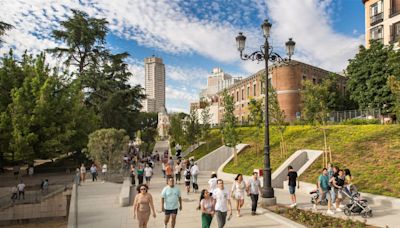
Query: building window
370 25 384 43
370 1 384 26
247 86 250 97
302 75 306 80
236 91 239 102
312 78 316 84
253 84 257 96
390 21 400 44
390 0 400 17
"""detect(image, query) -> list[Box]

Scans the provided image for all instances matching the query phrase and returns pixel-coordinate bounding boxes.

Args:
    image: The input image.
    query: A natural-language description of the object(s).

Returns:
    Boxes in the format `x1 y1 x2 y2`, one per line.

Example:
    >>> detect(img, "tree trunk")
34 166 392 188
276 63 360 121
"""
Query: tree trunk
280 133 285 158
323 128 328 168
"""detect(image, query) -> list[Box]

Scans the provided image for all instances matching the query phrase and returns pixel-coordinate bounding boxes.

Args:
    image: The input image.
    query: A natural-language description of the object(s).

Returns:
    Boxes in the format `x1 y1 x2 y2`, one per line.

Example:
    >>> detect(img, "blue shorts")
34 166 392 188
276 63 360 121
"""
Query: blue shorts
165 209 178 215
289 186 296 194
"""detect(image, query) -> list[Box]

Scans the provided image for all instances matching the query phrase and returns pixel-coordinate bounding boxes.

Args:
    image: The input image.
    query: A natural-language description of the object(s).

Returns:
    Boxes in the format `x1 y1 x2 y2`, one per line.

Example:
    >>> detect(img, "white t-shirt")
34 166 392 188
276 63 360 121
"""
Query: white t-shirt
208 178 217 192
212 188 230 212
174 165 181 174
144 167 153 177
80 166 86 173
102 164 107 173
190 165 199 176
17 183 26 191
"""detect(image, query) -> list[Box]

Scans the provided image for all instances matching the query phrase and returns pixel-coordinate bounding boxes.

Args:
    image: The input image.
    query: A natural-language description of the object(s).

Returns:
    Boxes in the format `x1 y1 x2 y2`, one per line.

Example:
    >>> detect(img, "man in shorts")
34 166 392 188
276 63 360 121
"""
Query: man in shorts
161 177 182 228
144 163 153 186
287 165 299 207
315 168 333 215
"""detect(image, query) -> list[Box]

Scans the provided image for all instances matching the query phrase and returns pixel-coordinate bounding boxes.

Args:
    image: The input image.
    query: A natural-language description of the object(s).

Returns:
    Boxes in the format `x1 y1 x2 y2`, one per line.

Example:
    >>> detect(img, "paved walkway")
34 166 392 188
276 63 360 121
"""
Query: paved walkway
76 141 302 228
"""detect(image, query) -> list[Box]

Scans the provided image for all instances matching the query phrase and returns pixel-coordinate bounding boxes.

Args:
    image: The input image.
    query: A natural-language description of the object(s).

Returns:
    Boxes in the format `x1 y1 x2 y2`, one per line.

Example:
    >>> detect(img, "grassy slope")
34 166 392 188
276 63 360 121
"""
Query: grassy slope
184 130 223 161
222 125 400 197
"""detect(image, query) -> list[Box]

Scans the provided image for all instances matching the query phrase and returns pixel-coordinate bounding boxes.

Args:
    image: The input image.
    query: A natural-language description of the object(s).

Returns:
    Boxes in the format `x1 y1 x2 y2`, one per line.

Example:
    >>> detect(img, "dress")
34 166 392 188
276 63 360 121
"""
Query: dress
232 181 246 200
136 194 151 223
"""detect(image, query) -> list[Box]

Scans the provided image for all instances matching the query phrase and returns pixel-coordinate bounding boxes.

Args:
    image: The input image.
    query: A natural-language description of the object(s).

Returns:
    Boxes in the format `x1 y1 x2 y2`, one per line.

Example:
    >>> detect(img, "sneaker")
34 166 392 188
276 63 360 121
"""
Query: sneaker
336 208 343 212
290 204 295 208
326 210 335 215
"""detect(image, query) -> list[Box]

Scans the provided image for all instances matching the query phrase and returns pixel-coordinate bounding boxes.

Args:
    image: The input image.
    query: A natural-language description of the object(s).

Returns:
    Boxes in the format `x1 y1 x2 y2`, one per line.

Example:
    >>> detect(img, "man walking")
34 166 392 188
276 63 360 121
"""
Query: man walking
17 180 25 200
90 164 97 182
287 165 299 207
161 177 182 228
144 163 153 186
247 172 261 215
314 168 333 215
212 179 232 228
190 162 199 193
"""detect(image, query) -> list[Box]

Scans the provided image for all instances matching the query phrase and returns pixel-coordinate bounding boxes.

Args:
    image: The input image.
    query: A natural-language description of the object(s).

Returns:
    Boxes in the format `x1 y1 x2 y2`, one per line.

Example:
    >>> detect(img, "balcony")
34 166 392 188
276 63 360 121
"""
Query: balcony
370 12 384 26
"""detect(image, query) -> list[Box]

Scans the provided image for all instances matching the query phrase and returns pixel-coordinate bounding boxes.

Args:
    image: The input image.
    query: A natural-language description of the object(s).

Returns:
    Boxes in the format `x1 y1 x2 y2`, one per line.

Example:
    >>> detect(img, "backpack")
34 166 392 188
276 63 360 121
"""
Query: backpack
185 169 191 180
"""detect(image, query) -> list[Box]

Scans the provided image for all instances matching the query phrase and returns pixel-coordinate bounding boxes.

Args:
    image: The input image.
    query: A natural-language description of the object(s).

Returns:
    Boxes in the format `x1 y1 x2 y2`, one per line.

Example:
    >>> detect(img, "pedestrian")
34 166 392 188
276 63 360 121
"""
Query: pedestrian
13 165 20 179
231 174 246 217
101 163 107 183
190 162 200 193
74 168 80 186
162 162 166 178
247 172 261 215
331 169 345 212
344 168 355 194
208 172 218 193
11 185 17 202
80 163 86 182
287 165 299 208
314 168 333 215
144 163 153 186
90 164 97 182
137 164 144 185
133 184 156 228
165 163 173 182
161 177 182 228
183 165 191 194
174 162 181 184
130 164 136 185
212 179 232 228
42 179 49 193
168 156 174 170
198 189 215 228
329 166 339 207
28 165 34 177
17 180 25 200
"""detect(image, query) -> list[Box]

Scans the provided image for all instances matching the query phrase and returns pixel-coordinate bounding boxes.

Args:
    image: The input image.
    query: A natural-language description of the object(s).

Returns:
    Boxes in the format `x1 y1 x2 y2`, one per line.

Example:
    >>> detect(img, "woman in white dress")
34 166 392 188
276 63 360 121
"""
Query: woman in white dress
231 174 246 217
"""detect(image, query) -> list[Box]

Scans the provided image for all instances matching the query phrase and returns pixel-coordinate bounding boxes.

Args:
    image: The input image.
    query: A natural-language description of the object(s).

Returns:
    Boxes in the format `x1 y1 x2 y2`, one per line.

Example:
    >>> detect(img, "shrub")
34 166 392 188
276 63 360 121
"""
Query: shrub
341 118 380 125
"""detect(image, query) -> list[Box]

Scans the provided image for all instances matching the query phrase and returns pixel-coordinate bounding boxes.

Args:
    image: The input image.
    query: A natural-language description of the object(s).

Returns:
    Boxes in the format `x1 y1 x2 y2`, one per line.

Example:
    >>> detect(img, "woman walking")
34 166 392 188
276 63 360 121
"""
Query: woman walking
198 189 215 228
137 164 144 185
133 184 156 228
184 165 191 194
208 172 218 193
231 174 246 217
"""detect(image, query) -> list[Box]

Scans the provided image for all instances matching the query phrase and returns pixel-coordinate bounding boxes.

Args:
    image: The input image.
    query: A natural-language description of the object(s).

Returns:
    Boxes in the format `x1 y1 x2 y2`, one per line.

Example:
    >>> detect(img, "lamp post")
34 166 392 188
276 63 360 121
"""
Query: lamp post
235 19 295 205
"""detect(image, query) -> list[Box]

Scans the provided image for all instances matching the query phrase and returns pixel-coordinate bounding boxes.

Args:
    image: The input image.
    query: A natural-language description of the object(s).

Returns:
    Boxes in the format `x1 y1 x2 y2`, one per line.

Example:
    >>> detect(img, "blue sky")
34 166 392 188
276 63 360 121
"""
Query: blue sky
0 0 365 113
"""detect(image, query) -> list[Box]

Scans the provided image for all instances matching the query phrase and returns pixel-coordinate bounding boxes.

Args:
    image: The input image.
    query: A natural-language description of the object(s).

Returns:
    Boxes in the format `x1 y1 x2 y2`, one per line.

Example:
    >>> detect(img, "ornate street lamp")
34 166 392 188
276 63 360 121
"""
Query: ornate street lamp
235 19 295 205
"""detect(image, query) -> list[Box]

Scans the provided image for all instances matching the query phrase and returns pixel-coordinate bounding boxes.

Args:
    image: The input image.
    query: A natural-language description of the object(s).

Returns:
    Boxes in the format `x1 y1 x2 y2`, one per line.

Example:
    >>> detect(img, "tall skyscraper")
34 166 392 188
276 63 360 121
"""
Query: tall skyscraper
144 56 165 112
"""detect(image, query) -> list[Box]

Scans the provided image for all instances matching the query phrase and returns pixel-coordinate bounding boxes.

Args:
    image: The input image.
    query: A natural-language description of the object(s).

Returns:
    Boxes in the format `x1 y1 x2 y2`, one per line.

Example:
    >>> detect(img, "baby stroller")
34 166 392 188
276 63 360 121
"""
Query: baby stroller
342 186 373 218
310 189 327 206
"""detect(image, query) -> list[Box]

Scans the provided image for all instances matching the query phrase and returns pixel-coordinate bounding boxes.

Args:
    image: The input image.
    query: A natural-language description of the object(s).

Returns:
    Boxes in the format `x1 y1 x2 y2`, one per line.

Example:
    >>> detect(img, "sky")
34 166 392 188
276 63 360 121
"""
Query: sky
0 0 365 113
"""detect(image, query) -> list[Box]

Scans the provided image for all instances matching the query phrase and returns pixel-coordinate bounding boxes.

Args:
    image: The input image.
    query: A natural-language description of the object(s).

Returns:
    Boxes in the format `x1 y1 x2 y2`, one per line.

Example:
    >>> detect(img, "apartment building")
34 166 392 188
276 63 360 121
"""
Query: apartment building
144 56 165 112
363 0 400 48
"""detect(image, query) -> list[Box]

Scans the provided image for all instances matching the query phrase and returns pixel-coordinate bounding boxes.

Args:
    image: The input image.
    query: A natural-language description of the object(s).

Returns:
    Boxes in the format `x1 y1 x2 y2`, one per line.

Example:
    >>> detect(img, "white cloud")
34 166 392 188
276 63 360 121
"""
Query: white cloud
262 0 363 72
166 86 197 102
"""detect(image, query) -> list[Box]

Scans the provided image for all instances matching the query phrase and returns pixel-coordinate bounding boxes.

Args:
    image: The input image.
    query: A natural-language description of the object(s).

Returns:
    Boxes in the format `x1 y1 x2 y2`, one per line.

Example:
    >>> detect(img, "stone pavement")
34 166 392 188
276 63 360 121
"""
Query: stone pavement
76 141 303 228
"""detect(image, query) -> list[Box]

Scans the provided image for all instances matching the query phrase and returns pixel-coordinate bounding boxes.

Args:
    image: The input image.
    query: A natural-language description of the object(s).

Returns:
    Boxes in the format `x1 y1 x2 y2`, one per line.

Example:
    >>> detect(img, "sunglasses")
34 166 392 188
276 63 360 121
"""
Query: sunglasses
140 188 147 190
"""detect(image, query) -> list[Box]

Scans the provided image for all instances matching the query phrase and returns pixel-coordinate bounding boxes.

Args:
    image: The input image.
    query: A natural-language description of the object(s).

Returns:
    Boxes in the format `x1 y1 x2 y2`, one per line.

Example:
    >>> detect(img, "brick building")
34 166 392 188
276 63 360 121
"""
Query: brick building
216 60 347 123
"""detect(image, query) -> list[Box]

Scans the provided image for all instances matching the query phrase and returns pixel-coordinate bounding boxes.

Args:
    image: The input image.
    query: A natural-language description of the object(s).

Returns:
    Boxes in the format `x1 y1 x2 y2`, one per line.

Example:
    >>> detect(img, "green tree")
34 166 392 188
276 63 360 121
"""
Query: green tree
346 40 400 113
169 114 185 147
221 90 239 165
388 76 400 120
47 10 108 75
87 128 129 170
248 98 263 156
0 21 13 44
185 109 200 146
201 105 212 150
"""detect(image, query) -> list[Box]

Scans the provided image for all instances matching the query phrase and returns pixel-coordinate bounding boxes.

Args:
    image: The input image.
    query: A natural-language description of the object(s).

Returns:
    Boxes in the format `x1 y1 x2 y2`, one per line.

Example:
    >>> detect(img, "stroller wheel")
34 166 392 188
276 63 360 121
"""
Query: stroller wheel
344 208 351 216
366 210 373 217
361 210 371 218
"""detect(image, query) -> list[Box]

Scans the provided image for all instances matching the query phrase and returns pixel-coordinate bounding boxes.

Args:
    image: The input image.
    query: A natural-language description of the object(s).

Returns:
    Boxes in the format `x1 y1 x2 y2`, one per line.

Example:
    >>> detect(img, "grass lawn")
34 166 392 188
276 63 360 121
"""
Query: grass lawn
222 125 400 198
184 130 223 161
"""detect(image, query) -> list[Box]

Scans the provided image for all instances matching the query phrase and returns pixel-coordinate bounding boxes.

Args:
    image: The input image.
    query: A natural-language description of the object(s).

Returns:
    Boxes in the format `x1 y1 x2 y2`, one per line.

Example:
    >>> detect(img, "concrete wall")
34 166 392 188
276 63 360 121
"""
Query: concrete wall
272 149 322 188
197 144 248 171
0 187 68 222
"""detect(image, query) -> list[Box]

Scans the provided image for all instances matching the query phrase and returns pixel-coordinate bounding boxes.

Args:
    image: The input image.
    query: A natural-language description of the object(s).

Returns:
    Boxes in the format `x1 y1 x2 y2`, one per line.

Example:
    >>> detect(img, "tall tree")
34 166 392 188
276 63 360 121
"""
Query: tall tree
248 98 263 156
268 87 287 158
87 128 129 171
47 10 108 75
347 40 400 113
0 21 13 44
201 105 212 149
169 113 185 147
221 90 239 165
185 109 200 146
